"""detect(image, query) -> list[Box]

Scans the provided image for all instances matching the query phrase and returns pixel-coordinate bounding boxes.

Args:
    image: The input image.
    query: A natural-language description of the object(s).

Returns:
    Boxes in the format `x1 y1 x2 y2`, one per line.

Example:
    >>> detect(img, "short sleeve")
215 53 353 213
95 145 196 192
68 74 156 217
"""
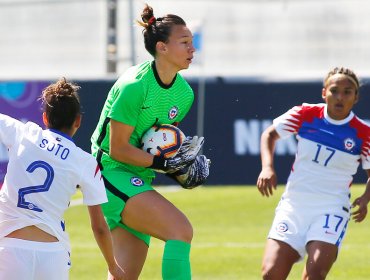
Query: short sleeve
0 113 25 148
78 157 108 206
273 105 304 139
360 132 370 170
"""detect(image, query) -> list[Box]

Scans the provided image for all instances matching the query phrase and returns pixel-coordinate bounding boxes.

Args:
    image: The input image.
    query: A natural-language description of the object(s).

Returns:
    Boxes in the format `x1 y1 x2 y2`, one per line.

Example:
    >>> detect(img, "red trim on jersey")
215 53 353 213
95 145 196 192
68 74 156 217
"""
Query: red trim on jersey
349 116 370 159
282 104 325 133
299 104 325 123
94 165 102 180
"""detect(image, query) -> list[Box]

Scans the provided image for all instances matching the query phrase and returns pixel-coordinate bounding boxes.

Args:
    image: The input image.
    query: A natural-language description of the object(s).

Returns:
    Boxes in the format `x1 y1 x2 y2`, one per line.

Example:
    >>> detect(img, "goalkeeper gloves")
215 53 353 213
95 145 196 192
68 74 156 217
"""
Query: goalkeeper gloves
169 155 211 189
150 136 204 173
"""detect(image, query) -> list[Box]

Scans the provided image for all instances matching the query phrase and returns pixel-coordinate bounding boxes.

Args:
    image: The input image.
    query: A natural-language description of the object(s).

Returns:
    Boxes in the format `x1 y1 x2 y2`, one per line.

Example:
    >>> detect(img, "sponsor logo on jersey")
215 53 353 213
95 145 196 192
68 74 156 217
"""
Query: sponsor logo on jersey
276 222 289 233
319 128 334 135
130 177 144 187
344 138 355 151
168 106 179 120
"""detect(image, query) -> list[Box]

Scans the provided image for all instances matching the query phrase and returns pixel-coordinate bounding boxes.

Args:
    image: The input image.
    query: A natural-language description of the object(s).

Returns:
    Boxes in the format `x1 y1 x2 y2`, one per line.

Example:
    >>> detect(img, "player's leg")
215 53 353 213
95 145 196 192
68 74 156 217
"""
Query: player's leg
122 190 193 280
262 239 300 280
101 171 152 279
302 241 337 280
101 171 192 279
302 209 349 280
123 190 193 241
262 201 306 280
109 226 148 280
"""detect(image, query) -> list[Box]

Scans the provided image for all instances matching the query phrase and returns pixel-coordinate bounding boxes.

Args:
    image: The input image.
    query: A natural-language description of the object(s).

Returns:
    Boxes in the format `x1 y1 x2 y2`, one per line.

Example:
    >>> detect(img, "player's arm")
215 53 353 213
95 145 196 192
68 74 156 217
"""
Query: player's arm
351 169 370 223
108 80 155 167
110 119 203 172
87 205 125 280
0 113 25 148
256 124 280 197
109 119 154 167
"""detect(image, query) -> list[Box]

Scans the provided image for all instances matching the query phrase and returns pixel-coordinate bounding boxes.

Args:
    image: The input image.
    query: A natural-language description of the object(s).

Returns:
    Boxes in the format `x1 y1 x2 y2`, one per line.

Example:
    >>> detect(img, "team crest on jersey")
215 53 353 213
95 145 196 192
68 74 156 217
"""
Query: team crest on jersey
168 106 179 120
130 177 144 187
344 138 355 151
276 222 289 233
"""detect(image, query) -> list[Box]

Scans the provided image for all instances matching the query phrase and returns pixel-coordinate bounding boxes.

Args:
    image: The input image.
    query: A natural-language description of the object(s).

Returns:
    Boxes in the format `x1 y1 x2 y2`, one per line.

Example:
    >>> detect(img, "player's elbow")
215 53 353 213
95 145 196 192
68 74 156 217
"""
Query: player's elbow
262 125 278 140
109 149 121 162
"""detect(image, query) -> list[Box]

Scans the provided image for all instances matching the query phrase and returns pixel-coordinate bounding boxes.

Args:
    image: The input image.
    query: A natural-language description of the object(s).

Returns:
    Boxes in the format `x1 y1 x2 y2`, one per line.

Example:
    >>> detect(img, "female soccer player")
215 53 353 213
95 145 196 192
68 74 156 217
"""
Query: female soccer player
91 4 210 280
257 67 370 280
0 78 125 280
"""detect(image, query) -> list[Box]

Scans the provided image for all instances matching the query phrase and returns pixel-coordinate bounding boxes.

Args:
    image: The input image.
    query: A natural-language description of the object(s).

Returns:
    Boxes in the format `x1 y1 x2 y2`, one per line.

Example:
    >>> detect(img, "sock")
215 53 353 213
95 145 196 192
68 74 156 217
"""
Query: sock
162 240 191 280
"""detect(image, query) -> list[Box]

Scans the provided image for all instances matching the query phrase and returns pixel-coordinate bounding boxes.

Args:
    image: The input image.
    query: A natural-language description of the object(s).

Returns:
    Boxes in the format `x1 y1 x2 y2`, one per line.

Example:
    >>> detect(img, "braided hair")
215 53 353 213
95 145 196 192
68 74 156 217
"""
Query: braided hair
324 67 360 93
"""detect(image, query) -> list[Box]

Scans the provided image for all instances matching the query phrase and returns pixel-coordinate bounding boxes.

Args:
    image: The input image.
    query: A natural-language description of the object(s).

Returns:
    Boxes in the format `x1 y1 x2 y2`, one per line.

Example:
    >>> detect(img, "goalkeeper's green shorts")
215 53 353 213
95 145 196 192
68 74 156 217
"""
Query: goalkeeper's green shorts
100 169 153 246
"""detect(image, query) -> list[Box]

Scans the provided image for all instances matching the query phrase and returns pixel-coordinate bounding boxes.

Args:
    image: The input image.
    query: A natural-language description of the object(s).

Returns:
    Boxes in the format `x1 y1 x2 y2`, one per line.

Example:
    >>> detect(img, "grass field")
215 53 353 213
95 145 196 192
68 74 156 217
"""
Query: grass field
66 185 370 280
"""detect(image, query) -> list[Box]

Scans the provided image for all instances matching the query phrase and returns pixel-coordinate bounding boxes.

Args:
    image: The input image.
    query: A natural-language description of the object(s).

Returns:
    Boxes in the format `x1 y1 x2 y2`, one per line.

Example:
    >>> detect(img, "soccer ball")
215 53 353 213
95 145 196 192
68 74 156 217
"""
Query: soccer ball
140 124 185 159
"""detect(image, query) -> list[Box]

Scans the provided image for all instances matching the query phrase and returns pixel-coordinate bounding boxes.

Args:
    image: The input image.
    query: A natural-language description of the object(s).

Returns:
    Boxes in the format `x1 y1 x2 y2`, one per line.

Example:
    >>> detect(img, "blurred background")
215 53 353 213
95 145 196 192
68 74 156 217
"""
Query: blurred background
1 0 370 79
1 0 370 185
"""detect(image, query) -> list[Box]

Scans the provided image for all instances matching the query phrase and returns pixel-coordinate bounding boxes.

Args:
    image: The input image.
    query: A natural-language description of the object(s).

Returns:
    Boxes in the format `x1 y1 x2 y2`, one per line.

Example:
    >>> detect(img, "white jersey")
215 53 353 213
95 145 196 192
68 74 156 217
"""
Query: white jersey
274 103 370 207
0 113 108 252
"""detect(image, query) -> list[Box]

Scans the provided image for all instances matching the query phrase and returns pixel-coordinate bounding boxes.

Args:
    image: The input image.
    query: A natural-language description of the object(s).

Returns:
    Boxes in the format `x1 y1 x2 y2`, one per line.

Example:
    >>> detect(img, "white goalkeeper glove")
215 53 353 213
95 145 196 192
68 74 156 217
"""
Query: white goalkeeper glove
169 155 211 189
150 136 204 173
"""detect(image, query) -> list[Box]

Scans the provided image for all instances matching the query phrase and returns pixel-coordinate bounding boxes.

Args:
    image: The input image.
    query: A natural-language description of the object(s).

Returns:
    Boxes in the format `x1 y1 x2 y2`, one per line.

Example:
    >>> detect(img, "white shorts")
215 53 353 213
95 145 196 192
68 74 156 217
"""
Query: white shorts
268 198 350 260
0 237 70 280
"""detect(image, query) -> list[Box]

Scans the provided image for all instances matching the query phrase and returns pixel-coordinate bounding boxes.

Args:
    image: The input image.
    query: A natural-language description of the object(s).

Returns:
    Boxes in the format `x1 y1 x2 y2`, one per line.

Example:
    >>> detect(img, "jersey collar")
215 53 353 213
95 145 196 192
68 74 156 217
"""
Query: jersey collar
324 104 354 125
48 129 75 143
151 61 177 89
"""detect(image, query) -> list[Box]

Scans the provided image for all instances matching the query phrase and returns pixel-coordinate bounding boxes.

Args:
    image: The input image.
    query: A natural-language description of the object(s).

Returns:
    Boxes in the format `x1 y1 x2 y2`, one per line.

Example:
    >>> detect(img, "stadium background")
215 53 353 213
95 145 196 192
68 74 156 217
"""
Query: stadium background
1 0 370 186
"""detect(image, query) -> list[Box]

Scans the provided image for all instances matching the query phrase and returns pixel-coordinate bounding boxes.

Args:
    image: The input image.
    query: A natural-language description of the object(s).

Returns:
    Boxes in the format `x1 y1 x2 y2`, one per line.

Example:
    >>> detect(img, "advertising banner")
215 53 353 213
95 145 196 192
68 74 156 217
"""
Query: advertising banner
1 79 369 186
0 81 49 183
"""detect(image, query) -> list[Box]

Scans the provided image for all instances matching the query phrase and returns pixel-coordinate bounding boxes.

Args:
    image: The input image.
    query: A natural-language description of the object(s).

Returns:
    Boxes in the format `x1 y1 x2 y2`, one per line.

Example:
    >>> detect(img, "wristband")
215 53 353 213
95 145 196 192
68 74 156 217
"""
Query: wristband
149 155 167 171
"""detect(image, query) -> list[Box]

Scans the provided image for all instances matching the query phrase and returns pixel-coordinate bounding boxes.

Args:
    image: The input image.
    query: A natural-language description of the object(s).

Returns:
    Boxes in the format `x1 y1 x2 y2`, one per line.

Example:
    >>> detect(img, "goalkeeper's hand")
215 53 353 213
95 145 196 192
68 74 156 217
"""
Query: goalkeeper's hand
150 136 204 173
168 155 211 189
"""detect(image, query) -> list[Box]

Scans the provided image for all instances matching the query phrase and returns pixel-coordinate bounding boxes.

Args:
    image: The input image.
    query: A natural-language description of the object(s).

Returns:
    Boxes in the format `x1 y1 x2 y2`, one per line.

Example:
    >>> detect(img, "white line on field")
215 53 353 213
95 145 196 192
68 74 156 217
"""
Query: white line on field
191 242 265 248
71 240 370 250
72 242 265 249
70 198 83 207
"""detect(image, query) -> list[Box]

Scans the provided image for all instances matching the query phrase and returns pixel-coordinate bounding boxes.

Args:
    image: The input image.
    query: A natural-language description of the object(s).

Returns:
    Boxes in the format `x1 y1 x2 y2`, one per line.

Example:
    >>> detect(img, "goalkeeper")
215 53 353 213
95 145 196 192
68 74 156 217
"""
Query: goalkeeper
90 4 210 280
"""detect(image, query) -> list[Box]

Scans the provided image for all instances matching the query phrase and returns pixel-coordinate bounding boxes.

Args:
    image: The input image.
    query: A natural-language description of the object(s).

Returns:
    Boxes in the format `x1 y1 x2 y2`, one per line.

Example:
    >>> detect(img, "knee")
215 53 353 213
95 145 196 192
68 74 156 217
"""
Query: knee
174 221 193 243
304 267 329 280
165 219 193 243
261 258 289 280
261 260 274 280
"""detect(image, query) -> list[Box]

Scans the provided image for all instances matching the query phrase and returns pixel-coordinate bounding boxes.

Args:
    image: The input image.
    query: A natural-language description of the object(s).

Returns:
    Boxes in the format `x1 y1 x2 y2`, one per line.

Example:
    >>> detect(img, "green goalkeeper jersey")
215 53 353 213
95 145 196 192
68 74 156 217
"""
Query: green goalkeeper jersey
91 60 194 179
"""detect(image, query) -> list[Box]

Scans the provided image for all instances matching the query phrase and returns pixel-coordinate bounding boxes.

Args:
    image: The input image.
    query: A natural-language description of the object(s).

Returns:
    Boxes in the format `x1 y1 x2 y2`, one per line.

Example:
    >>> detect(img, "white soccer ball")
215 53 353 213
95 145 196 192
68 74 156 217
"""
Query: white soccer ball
140 124 185 159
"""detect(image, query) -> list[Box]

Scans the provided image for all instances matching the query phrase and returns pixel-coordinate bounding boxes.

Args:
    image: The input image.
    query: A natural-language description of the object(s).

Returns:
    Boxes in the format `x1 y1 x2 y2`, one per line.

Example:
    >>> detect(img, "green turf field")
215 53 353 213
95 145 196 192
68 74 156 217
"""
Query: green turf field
66 185 370 279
